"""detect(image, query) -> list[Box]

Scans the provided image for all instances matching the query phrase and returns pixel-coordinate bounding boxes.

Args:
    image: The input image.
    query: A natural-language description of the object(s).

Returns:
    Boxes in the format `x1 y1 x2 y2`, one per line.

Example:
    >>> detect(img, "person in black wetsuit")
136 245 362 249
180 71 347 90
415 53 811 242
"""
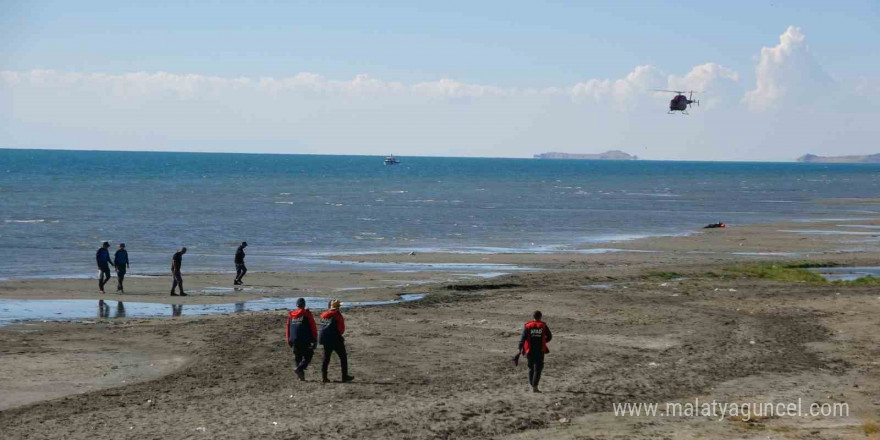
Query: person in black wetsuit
234 241 247 285
114 243 130 293
95 241 113 293
518 310 553 393
170 247 187 296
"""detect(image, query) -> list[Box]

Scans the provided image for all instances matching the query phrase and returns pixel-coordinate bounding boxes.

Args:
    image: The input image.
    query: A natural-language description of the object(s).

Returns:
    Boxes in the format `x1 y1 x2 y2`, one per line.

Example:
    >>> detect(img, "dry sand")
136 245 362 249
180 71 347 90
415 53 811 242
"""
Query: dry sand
1 219 879 439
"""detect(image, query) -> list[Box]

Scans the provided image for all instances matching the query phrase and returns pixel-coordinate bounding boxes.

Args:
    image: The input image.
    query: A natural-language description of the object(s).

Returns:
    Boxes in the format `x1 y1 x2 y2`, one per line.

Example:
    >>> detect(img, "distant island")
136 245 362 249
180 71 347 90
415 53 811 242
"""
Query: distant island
534 150 638 160
797 153 880 164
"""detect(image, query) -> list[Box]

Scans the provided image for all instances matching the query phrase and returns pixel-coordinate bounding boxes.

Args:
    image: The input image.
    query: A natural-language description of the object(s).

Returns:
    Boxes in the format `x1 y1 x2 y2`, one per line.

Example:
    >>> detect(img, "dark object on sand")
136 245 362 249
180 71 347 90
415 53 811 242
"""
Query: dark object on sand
511 352 521 366
704 222 727 229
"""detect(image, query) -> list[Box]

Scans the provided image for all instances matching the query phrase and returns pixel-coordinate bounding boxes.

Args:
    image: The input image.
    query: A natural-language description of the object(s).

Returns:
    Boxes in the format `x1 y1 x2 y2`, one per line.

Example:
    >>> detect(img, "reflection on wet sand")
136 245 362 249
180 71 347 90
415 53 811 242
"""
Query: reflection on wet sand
98 300 127 318
1 294 427 326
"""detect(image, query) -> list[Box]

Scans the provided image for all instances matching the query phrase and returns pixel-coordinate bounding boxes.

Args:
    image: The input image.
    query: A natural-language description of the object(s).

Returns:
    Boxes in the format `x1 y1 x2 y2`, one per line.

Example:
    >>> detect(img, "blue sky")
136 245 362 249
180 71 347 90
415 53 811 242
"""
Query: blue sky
1 1 879 160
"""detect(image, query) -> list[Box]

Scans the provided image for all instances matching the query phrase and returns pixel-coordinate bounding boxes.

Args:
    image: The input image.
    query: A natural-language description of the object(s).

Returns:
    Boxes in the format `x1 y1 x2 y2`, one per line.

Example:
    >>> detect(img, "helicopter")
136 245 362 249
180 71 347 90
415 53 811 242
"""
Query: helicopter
654 90 700 114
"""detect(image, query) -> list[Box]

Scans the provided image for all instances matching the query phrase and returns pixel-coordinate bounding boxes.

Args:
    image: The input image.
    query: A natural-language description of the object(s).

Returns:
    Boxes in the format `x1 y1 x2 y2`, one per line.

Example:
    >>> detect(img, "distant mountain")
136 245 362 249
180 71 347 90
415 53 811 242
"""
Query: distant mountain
797 153 880 164
534 150 637 160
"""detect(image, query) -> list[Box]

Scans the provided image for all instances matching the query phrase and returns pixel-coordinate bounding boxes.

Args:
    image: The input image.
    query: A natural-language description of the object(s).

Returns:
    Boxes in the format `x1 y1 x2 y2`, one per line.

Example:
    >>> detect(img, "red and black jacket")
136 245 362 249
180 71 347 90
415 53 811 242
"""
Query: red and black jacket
318 310 346 345
286 308 317 345
519 319 552 355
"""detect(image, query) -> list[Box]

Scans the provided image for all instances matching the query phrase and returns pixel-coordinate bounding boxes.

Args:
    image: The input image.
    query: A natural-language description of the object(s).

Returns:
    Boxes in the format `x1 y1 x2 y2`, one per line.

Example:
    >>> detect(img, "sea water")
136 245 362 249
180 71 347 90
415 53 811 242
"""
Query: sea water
1 149 878 278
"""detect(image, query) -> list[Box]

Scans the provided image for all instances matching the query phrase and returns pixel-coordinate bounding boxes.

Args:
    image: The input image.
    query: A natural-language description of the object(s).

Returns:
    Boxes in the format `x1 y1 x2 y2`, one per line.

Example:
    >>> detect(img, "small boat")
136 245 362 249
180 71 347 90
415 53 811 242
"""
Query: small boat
384 155 400 165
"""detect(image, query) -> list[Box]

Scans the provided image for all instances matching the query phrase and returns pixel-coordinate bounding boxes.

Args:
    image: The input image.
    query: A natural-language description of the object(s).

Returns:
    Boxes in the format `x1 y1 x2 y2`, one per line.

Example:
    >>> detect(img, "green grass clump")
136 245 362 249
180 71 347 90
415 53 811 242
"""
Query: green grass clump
835 275 880 286
728 263 880 286
727 264 828 284
647 271 684 280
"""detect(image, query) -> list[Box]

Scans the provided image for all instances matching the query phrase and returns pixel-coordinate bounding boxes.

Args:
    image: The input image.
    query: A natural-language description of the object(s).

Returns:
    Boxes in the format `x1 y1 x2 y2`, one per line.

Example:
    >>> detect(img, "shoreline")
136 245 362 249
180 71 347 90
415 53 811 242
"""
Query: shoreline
4 212 879 280
1 219 878 305
1 217 880 438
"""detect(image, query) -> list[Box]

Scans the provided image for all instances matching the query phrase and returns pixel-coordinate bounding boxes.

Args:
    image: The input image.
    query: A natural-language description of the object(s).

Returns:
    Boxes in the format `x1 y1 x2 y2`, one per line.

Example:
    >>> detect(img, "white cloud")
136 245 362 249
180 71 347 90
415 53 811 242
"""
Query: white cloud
571 65 665 109
2 65 737 106
411 78 512 98
0 66 696 108
666 63 739 109
743 26 832 111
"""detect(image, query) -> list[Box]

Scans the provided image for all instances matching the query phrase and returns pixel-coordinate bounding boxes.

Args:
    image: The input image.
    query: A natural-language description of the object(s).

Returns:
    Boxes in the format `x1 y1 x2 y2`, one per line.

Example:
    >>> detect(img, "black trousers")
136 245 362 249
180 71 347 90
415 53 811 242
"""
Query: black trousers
116 267 126 291
292 343 314 371
527 352 545 387
235 263 247 282
321 342 349 379
98 265 112 291
171 271 184 293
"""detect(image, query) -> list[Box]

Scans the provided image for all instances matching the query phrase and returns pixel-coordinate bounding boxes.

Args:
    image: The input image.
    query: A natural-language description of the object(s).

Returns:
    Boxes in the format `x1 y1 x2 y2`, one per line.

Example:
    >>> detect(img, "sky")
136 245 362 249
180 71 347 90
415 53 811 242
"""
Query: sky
1 0 879 161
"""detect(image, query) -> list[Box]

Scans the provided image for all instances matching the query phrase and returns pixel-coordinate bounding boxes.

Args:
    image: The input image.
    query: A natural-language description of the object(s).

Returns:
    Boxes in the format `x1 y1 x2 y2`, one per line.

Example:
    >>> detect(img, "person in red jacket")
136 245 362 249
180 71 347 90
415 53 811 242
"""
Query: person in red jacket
318 299 354 383
286 298 318 381
519 310 553 392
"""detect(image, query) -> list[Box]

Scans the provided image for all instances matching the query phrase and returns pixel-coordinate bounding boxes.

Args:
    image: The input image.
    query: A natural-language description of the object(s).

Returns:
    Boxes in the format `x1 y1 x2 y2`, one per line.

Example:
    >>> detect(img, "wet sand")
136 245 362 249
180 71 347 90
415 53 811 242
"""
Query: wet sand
1 219 880 439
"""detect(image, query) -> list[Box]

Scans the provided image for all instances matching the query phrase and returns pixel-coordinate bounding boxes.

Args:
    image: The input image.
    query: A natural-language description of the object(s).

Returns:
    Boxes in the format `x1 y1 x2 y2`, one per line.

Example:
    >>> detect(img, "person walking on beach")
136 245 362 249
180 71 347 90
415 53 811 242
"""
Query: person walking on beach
234 241 247 285
170 247 187 296
319 299 354 383
95 241 114 293
286 298 318 381
114 243 129 293
519 310 552 393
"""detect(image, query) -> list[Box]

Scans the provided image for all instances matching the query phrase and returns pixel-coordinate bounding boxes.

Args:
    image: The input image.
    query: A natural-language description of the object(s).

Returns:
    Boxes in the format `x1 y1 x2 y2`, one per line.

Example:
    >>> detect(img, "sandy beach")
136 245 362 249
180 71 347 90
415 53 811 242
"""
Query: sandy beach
1 219 879 439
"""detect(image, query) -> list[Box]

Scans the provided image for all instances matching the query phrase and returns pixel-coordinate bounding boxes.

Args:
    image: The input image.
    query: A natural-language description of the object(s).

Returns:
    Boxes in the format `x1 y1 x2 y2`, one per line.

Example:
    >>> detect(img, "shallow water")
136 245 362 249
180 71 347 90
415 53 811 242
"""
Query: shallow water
0 294 426 327
809 267 880 281
3 149 880 279
284 258 538 273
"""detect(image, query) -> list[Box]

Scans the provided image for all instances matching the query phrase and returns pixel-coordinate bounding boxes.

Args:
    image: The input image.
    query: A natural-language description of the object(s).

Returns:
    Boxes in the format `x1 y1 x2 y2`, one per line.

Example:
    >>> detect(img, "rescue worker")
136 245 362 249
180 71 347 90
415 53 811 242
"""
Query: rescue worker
319 299 354 383
286 298 318 381
95 241 113 293
518 310 552 393
234 241 247 285
114 243 129 293
170 247 187 296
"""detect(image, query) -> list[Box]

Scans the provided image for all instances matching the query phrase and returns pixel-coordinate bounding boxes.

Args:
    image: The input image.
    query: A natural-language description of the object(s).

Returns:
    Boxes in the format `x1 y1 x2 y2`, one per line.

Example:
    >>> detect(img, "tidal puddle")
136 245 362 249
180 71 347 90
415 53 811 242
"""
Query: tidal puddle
0 294 426 327
581 283 614 289
809 267 880 282
450 272 510 279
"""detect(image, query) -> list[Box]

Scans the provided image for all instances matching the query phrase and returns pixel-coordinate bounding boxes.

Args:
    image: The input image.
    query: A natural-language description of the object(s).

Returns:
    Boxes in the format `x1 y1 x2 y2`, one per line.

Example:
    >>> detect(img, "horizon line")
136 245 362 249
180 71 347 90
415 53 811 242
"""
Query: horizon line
1 146 868 164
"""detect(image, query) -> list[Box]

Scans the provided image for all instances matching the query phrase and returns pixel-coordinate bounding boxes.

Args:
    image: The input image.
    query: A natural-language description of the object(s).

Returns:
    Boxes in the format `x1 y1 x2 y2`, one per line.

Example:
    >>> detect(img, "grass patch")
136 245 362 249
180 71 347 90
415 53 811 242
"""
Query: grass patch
864 421 879 436
728 264 828 284
728 263 879 286
835 275 880 286
647 271 683 280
